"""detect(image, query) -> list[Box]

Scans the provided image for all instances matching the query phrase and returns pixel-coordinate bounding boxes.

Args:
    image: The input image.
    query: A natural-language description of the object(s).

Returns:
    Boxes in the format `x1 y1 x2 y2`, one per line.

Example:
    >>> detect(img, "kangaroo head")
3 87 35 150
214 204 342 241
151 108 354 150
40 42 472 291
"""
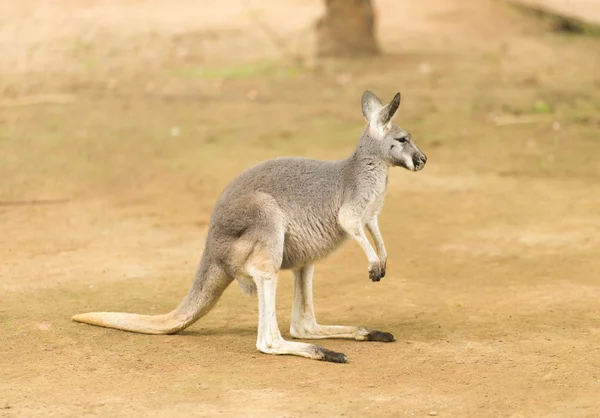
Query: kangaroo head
360 90 427 171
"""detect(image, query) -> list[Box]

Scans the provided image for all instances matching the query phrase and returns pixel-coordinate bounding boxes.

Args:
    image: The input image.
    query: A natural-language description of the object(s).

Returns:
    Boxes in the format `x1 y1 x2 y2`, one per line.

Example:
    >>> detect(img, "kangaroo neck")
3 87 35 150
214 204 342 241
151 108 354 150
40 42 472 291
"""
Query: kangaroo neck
340 142 389 186
349 142 388 171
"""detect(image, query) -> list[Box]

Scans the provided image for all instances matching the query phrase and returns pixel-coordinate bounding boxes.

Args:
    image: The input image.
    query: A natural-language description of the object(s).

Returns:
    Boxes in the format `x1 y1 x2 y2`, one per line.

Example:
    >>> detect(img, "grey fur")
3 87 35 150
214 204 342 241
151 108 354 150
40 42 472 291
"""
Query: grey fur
72 90 427 363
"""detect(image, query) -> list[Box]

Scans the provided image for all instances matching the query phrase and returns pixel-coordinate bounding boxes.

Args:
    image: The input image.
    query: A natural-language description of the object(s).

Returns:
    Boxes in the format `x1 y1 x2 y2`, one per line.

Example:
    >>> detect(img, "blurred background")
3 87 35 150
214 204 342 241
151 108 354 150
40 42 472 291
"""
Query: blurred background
1 0 600 416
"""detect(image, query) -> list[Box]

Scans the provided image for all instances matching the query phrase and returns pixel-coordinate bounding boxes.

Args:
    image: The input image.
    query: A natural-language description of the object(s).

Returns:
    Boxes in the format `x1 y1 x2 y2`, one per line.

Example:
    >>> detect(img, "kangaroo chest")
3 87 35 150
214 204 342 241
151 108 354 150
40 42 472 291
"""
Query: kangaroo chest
343 169 388 226
364 174 388 220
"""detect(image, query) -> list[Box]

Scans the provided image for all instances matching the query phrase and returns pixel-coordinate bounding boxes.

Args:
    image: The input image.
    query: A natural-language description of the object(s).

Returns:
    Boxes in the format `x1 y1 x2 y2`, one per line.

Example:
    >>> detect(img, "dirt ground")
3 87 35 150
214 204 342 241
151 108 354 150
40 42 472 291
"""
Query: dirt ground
1 0 600 416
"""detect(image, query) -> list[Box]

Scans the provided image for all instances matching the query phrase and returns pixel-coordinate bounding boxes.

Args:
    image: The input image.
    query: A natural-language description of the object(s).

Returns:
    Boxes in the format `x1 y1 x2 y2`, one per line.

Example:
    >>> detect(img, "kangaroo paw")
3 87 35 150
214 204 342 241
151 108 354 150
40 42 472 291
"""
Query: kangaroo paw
368 262 386 282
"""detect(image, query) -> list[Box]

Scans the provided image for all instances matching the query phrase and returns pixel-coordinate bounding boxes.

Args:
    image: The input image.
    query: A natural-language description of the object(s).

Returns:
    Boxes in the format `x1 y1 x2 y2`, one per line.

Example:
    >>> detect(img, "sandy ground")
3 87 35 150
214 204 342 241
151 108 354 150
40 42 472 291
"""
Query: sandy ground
508 0 600 25
1 0 600 416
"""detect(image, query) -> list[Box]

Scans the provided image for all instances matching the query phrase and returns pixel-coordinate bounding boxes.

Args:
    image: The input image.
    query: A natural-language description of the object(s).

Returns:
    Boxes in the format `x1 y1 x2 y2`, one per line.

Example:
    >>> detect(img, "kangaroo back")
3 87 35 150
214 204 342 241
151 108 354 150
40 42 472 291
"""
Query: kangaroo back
72 253 232 334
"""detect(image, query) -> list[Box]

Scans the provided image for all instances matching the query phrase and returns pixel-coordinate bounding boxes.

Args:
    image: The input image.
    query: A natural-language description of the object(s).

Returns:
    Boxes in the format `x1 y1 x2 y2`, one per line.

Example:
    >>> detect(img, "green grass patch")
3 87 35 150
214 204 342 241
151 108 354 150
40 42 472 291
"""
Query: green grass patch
171 62 298 80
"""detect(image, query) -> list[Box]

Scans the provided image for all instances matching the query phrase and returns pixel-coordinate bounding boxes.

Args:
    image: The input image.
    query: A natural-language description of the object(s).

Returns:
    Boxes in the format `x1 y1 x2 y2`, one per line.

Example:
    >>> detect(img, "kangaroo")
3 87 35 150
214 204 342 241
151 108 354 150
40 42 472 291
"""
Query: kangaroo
72 90 427 363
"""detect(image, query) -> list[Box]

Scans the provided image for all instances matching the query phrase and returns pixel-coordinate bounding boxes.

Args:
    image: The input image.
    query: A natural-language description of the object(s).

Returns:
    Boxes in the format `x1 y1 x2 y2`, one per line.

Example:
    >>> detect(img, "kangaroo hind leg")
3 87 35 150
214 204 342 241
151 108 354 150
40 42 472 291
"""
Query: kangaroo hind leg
244 228 348 363
290 265 395 342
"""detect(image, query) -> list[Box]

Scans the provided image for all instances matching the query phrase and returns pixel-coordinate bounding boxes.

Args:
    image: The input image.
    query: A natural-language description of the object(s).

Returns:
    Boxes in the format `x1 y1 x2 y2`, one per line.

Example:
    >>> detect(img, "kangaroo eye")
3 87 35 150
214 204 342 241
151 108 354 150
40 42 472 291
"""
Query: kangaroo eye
396 137 408 143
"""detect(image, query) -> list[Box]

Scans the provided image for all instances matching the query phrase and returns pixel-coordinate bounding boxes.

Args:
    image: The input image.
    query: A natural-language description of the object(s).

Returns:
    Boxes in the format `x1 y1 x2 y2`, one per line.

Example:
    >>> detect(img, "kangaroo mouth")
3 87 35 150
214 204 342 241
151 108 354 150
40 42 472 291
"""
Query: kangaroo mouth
394 155 426 171
413 161 426 171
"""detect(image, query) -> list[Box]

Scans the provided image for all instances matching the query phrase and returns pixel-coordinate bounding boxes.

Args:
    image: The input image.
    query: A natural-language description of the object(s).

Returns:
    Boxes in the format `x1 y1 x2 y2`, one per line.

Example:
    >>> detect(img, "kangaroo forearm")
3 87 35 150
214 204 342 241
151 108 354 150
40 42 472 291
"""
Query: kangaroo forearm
366 219 387 260
353 228 380 264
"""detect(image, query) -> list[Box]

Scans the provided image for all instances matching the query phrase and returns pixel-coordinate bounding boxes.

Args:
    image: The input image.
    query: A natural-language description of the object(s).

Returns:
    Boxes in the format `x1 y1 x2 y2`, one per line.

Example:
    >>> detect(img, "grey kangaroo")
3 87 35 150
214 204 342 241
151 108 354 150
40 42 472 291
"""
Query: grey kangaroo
73 90 427 363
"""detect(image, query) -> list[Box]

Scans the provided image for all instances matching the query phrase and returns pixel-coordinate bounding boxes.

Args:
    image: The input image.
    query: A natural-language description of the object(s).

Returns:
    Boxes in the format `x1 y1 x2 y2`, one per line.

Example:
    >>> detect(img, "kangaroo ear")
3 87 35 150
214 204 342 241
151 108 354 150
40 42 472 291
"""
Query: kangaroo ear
376 92 401 129
361 90 383 122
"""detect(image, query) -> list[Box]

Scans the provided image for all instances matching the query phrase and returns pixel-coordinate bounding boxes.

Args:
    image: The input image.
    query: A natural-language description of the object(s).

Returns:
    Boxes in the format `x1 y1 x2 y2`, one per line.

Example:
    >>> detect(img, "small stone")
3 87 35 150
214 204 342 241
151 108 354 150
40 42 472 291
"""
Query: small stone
429 412 438 416
336 72 352 85
107 79 118 90
36 322 52 331
419 61 432 75
247 89 258 100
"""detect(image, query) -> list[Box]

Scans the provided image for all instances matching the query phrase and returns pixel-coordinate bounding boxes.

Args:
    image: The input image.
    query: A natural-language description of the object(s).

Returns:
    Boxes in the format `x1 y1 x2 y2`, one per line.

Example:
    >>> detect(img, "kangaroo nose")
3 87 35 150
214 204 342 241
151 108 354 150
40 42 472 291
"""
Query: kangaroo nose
414 153 427 165
413 153 427 170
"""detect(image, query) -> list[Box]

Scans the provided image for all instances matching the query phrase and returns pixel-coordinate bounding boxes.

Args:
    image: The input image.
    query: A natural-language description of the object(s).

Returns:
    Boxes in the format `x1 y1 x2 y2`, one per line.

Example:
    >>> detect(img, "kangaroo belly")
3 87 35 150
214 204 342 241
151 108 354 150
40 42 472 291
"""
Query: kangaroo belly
281 214 347 269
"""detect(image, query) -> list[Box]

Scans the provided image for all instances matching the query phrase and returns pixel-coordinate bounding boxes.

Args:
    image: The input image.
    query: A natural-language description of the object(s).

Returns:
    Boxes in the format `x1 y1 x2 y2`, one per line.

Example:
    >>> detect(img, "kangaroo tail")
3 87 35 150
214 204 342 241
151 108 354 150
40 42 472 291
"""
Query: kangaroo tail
72 254 232 335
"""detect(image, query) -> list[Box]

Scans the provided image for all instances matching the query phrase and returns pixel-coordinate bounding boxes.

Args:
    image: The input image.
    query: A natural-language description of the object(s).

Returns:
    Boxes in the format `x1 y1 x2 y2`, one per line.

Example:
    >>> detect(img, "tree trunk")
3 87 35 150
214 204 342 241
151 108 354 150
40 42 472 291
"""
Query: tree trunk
316 0 379 57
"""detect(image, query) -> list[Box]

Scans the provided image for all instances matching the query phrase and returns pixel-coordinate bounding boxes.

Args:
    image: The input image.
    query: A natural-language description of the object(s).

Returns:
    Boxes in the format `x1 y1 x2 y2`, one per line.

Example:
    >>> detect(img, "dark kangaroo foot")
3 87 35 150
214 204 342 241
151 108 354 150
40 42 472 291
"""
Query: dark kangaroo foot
315 346 349 363
365 330 396 342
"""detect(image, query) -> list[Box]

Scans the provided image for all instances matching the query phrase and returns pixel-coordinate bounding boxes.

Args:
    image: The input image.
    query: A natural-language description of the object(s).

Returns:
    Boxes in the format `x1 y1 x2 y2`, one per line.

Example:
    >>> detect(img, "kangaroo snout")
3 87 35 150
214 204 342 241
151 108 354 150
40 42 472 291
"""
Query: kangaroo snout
413 153 427 171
